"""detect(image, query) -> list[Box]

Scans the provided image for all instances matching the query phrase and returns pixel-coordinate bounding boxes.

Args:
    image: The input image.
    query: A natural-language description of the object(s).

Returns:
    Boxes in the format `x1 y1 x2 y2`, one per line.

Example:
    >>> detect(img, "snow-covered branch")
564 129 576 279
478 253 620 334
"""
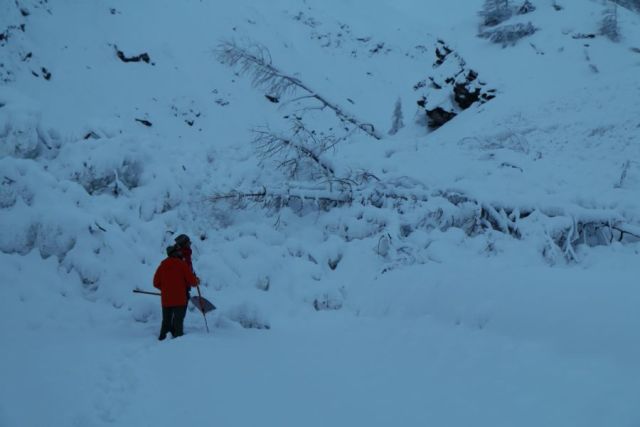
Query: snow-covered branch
215 40 381 140
211 183 640 263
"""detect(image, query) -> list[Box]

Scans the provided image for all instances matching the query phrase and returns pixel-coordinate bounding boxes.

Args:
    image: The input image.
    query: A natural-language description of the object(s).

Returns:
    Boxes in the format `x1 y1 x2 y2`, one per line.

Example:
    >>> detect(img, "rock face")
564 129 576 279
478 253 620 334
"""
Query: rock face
454 81 480 110
426 107 457 129
415 40 496 130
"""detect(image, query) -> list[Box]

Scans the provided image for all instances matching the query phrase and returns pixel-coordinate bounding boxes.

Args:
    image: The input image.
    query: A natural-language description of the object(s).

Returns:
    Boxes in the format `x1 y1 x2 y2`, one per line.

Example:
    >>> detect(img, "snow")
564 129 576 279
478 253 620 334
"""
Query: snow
2 0 640 425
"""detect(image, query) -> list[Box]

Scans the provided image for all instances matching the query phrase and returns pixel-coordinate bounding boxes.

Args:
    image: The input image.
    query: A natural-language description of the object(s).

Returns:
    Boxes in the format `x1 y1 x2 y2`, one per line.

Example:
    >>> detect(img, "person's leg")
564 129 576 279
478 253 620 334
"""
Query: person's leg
168 307 177 337
159 307 172 340
172 306 187 337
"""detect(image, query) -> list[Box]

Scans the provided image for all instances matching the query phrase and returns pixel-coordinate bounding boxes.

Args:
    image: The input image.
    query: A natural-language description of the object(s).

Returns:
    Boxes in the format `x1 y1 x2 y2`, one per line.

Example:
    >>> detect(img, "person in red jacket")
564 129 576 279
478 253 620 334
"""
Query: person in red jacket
174 233 195 304
153 244 199 340
174 234 193 271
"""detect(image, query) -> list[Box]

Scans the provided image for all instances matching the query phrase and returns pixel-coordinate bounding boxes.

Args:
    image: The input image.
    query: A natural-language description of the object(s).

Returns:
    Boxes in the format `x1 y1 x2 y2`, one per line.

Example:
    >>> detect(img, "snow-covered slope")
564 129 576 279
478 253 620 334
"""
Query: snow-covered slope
2 0 640 426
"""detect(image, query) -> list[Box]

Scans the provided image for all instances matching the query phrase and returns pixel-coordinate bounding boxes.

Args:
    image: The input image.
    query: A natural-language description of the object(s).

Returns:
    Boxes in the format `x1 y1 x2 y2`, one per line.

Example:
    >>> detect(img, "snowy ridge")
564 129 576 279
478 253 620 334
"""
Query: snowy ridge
2 0 640 426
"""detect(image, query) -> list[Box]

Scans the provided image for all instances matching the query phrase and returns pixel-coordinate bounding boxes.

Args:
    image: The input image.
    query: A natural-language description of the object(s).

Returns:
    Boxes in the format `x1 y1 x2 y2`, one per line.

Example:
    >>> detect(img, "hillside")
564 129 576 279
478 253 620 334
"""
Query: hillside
2 0 640 426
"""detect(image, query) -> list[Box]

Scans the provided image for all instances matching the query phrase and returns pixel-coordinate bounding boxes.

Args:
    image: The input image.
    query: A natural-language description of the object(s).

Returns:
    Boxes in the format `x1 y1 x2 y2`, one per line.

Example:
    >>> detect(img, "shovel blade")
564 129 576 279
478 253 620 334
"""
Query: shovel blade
190 295 216 314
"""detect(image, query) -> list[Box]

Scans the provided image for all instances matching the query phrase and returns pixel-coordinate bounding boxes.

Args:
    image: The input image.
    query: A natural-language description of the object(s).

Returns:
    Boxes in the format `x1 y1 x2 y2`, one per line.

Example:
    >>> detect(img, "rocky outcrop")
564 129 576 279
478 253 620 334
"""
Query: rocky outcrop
415 40 496 130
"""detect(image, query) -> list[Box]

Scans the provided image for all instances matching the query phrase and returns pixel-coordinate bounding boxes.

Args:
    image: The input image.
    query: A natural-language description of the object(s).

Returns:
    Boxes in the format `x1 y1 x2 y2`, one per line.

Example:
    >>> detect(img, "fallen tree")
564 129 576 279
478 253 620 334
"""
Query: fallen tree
215 40 381 140
211 182 640 263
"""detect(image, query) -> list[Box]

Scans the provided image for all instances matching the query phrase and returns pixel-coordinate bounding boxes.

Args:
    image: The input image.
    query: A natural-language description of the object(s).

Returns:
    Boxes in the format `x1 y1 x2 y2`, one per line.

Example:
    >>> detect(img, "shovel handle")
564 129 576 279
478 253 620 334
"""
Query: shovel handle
133 289 161 296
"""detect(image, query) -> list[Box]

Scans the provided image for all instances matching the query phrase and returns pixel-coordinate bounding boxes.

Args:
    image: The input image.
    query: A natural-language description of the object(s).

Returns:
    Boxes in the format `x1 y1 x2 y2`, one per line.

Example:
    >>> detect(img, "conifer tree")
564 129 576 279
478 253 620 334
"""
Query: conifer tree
480 0 512 27
388 98 404 135
600 3 621 42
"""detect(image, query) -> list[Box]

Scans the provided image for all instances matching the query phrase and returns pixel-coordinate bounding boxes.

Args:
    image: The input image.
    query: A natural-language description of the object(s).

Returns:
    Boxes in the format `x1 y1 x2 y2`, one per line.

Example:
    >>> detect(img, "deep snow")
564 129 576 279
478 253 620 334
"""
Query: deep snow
2 0 640 426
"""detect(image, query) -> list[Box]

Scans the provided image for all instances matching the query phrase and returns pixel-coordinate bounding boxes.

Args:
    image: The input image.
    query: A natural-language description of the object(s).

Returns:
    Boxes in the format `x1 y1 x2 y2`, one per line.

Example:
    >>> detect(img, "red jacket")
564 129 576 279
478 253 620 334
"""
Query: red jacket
153 257 198 307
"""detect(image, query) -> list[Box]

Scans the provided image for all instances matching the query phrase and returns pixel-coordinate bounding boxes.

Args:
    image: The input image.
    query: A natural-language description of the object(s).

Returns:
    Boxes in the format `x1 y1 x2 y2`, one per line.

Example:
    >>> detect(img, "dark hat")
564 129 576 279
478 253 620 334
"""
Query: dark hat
166 245 181 257
174 234 191 247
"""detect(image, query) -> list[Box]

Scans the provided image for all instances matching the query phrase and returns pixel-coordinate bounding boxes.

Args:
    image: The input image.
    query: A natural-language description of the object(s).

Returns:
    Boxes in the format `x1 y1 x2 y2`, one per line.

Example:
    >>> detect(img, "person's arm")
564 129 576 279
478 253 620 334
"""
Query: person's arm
153 266 161 290
182 262 199 287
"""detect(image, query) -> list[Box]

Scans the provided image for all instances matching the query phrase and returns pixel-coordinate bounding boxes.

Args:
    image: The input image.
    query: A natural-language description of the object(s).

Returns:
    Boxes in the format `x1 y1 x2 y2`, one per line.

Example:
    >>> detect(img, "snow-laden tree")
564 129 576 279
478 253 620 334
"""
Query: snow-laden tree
611 0 640 12
388 98 404 135
517 0 536 14
600 3 621 42
479 0 512 27
479 22 537 46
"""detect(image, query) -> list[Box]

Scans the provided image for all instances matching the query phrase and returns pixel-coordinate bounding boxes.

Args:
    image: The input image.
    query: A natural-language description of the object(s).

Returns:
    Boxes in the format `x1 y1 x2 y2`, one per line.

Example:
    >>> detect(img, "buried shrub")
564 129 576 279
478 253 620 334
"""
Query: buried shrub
479 22 537 46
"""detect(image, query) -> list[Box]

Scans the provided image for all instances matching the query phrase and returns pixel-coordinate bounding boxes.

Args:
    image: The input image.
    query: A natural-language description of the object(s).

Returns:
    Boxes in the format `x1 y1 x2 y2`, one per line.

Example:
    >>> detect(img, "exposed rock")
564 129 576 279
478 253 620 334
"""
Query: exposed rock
426 107 457 129
453 83 481 110
572 33 596 39
415 41 495 131
135 118 152 127
115 46 152 64
328 253 342 270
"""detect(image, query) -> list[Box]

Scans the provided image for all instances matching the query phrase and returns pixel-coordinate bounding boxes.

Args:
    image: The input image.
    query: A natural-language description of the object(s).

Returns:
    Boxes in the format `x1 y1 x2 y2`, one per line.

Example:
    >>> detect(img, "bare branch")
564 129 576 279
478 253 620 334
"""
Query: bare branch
614 160 631 188
252 121 336 179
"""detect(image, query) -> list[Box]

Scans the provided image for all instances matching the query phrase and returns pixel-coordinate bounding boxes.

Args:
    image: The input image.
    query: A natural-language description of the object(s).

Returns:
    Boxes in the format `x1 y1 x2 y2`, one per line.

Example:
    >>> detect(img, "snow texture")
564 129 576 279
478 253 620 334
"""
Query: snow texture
2 0 640 426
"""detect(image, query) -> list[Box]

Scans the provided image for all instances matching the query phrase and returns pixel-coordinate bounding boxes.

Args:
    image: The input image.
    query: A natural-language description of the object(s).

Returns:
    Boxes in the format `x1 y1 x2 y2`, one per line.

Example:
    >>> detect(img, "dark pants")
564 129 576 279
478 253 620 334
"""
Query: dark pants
159 306 187 340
